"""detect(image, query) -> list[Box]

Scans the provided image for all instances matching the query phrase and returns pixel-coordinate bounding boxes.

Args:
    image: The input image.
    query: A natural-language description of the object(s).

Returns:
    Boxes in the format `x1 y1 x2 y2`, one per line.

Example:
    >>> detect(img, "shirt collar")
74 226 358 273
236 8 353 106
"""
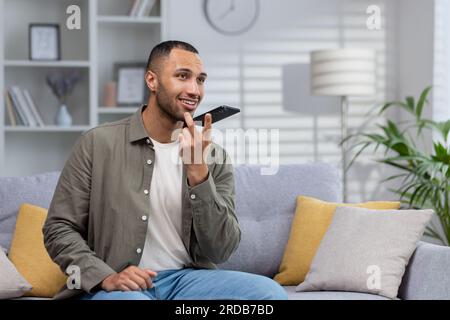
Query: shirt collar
129 105 150 143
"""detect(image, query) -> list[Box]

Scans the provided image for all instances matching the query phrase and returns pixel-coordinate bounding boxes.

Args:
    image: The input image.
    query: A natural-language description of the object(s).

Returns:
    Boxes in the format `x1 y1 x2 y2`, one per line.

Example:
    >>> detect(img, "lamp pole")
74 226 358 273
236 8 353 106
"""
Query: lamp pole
341 96 348 202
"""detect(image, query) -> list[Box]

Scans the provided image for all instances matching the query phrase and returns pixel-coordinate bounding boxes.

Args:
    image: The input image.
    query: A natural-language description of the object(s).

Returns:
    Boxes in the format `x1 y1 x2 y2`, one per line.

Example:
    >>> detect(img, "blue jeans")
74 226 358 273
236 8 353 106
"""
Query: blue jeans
78 268 288 300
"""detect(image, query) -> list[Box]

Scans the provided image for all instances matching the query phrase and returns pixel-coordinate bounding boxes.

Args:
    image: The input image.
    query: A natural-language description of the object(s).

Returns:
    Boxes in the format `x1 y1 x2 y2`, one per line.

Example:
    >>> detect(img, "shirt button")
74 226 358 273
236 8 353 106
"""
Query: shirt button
141 215 147 221
146 138 151 145
146 159 152 165
144 189 149 195
190 194 196 200
136 248 142 254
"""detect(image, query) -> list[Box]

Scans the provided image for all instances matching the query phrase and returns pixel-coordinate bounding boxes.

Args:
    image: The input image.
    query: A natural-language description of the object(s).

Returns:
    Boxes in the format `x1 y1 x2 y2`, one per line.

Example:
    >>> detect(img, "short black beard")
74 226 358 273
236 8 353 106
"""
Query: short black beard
155 83 184 123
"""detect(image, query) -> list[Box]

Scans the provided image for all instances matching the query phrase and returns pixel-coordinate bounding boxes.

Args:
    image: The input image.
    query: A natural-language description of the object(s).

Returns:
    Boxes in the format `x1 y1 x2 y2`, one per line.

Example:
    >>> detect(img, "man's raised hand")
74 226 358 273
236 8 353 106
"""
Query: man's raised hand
178 112 212 187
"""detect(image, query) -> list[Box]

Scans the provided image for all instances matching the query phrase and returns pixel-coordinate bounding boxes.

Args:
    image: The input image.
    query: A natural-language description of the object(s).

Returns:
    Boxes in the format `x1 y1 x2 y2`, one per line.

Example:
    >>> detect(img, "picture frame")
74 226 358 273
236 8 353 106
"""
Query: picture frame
29 23 61 61
114 62 149 106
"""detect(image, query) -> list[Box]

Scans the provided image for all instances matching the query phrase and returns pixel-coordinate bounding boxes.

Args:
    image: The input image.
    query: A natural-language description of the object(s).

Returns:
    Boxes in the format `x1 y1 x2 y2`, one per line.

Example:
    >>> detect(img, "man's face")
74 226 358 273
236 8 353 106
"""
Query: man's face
152 48 207 122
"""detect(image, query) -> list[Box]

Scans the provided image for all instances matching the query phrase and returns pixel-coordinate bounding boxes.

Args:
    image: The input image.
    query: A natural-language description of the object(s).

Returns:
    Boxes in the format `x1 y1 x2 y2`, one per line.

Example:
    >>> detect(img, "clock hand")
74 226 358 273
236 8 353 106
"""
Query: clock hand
218 0 235 20
218 7 232 20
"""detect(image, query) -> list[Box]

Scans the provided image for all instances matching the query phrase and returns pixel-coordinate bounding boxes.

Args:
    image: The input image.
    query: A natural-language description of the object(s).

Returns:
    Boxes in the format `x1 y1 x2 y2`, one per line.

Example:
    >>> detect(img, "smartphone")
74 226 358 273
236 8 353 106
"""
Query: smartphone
184 105 240 127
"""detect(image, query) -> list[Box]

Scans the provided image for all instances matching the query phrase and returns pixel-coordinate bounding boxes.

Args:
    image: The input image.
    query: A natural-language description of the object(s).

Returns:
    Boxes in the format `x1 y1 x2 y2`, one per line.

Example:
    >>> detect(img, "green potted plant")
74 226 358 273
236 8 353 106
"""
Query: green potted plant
348 86 450 246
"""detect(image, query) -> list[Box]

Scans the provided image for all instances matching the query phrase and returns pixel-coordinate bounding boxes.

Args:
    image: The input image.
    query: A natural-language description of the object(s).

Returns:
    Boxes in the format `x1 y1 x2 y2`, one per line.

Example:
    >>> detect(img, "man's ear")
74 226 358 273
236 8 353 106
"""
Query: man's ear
145 70 158 93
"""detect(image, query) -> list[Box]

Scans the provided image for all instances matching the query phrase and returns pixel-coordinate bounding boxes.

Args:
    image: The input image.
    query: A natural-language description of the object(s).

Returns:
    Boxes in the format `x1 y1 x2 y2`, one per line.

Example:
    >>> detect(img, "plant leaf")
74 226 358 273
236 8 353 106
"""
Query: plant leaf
405 96 415 114
416 86 432 119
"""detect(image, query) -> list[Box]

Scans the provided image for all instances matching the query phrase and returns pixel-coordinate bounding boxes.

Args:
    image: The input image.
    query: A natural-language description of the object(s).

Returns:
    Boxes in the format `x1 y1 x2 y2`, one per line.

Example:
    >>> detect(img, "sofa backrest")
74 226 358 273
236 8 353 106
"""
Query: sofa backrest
218 163 342 277
0 163 342 279
0 172 60 251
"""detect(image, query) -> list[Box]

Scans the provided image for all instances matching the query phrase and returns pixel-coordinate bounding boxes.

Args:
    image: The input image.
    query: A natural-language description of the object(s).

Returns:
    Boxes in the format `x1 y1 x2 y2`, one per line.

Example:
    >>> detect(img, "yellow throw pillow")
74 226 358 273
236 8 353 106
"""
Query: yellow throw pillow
274 196 401 286
8 203 67 297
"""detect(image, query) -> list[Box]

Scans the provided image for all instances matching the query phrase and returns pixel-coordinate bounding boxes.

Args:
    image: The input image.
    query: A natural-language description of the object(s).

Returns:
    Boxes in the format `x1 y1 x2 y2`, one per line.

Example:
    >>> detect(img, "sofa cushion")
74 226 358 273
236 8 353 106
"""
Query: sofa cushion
8 203 68 298
284 286 391 300
296 206 433 299
398 241 450 300
0 246 32 299
0 172 60 252
218 163 341 277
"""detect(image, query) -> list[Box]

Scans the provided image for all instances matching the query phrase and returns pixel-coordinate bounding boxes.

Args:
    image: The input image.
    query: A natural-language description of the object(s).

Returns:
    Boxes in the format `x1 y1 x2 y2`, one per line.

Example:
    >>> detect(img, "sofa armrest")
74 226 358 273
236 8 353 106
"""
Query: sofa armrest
398 241 450 300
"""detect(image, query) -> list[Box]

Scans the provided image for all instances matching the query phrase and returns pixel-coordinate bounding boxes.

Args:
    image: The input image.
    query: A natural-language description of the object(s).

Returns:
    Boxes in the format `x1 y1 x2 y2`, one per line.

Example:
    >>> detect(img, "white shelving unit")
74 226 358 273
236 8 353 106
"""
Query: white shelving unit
0 0 167 176
97 16 162 24
4 126 91 132
98 107 139 114
4 60 91 67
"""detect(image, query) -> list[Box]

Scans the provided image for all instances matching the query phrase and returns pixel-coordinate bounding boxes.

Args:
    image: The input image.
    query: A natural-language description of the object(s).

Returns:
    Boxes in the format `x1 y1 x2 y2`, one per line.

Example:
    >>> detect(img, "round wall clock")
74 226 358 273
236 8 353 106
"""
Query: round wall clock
203 0 260 36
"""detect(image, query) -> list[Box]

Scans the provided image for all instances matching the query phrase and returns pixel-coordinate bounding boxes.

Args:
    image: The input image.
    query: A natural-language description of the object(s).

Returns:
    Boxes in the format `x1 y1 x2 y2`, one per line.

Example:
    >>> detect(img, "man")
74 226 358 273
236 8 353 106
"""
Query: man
43 40 287 300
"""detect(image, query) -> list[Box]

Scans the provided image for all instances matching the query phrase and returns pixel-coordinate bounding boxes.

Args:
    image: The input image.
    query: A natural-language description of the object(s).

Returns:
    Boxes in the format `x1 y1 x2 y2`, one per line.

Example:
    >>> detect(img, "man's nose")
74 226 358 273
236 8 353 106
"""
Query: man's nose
186 79 200 97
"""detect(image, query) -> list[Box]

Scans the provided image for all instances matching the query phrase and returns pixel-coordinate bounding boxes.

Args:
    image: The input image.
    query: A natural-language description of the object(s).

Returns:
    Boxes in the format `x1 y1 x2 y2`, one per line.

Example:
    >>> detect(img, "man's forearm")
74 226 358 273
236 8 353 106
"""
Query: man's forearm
43 218 116 294
188 170 240 264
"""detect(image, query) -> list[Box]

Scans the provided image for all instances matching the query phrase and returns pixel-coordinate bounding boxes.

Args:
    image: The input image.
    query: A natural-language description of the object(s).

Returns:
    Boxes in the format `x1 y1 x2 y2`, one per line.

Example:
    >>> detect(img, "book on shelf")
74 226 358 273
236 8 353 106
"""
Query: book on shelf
23 89 45 127
129 0 140 16
7 88 28 126
4 89 17 126
10 86 37 127
129 0 156 17
6 90 25 126
6 86 43 127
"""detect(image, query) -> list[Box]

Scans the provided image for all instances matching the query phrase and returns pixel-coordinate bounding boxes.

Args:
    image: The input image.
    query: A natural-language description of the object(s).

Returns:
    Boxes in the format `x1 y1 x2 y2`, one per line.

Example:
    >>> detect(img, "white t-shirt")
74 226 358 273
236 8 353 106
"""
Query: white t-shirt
138 137 192 271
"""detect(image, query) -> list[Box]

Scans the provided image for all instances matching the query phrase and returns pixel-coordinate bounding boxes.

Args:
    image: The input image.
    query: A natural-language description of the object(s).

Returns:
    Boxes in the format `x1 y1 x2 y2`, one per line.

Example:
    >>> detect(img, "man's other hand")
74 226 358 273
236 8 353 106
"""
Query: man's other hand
101 266 157 292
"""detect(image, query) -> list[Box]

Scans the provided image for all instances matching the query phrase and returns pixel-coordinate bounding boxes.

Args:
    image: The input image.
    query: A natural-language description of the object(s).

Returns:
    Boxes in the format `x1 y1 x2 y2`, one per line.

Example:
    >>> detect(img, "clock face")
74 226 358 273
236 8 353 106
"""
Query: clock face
203 0 260 36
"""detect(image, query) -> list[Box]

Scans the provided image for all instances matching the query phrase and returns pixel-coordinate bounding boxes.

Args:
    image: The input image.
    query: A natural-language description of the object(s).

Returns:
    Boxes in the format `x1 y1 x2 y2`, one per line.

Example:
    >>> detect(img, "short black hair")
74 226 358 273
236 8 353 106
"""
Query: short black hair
146 40 199 72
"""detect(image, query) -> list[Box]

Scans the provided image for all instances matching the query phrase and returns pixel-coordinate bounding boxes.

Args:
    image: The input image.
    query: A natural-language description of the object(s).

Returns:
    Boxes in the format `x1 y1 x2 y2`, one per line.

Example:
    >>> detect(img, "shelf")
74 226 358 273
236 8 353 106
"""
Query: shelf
98 106 139 114
97 16 161 24
5 126 92 133
4 60 91 68
0 0 164 177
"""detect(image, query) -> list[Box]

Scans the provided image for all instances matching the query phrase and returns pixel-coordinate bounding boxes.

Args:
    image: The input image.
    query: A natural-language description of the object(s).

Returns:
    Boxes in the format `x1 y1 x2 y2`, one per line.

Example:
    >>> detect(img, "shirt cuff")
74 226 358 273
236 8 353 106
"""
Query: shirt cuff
187 171 215 204
82 256 116 294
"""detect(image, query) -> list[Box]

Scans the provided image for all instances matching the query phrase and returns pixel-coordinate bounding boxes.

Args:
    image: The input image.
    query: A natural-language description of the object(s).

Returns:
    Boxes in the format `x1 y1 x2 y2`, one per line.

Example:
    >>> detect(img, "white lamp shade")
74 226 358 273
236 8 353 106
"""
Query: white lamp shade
310 49 376 96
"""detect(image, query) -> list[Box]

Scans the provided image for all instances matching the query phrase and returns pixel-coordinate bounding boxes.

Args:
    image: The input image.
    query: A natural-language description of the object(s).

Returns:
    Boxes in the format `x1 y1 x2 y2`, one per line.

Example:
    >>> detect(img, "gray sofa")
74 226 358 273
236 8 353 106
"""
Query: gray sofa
1 163 449 300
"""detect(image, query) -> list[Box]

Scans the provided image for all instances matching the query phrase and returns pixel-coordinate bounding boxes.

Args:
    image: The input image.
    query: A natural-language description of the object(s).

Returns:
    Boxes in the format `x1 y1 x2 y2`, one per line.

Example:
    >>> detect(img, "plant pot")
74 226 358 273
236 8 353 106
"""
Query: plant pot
55 104 73 127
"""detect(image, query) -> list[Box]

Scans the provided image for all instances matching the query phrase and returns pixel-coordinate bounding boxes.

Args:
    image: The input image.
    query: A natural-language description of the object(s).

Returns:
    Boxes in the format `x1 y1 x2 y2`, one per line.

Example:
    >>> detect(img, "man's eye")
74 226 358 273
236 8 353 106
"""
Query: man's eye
198 78 206 84
179 74 187 79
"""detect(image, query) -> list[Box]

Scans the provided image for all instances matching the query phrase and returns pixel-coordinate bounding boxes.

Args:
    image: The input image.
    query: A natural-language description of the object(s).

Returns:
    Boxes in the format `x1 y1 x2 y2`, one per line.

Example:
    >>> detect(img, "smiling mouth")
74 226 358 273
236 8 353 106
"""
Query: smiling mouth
179 98 198 110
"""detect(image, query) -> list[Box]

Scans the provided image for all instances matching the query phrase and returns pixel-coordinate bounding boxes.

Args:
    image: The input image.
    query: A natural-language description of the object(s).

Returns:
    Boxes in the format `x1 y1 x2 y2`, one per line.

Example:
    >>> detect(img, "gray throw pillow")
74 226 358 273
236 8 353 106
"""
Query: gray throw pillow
296 206 433 299
0 246 32 299
0 171 60 251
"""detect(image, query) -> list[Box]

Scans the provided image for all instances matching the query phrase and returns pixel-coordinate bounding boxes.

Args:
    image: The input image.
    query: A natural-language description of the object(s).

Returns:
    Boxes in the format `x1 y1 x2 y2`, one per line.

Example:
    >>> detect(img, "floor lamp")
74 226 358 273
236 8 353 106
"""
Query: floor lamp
310 49 375 202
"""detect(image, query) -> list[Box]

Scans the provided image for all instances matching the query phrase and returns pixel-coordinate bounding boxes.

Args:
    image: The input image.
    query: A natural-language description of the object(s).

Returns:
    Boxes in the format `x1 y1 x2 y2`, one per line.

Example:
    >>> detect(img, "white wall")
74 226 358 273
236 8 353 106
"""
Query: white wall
433 0 450 123
396 0 434 116
389 0 445 245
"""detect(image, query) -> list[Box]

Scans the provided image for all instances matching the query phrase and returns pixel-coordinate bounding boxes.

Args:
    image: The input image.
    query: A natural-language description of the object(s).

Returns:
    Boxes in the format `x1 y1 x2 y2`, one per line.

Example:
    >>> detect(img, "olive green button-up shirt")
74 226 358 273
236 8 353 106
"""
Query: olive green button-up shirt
43 105 240 300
